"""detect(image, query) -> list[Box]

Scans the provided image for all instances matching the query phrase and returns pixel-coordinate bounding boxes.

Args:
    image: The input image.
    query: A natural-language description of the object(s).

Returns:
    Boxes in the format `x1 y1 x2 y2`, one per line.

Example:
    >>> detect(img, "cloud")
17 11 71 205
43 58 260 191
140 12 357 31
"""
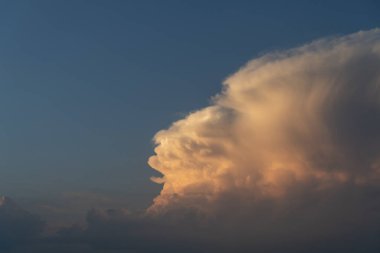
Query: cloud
144 28 380 251
29 191 141 230
148 29 380 214
4 29 380 252
48 29 380 253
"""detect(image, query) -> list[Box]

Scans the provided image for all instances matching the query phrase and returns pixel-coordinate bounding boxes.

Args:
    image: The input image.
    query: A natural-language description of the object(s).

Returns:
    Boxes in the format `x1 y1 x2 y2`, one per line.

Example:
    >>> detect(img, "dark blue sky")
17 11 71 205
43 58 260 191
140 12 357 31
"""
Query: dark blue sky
0 0 379 218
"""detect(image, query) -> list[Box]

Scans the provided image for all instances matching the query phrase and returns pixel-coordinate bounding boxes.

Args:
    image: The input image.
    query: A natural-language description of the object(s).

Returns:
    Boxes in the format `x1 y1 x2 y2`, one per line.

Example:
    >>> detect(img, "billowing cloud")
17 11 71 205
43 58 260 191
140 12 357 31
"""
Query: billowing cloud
56 29 380 253
148 29 380 213
142 29 380 251
5 29 380 253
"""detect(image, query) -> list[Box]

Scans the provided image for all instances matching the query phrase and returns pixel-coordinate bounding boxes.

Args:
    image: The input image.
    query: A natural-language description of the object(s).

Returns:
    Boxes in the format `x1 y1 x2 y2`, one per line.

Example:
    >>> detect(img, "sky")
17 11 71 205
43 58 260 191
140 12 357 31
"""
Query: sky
1 1 380 252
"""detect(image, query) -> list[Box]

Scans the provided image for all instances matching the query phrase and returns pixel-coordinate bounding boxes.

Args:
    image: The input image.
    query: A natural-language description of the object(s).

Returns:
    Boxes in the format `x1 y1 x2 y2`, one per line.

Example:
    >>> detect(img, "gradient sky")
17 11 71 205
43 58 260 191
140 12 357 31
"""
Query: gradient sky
0 0 379 221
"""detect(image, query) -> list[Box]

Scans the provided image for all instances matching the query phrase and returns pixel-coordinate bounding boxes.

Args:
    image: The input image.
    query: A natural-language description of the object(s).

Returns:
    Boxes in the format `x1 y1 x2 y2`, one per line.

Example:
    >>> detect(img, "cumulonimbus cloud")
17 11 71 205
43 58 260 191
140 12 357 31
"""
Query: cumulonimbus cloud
148 29 380 214
30 29 380 253
113 29 380 251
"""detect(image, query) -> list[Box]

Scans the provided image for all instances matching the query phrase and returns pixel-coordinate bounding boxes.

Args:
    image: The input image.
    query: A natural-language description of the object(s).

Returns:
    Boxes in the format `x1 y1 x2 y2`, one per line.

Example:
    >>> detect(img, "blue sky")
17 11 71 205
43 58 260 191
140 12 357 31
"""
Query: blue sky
0 0 379 218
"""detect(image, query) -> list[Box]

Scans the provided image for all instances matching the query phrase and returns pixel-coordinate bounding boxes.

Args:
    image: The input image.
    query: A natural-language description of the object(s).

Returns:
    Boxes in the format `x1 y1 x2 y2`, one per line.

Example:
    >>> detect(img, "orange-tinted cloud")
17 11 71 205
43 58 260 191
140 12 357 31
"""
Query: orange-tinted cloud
5 29 380 253
148 29 380 217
